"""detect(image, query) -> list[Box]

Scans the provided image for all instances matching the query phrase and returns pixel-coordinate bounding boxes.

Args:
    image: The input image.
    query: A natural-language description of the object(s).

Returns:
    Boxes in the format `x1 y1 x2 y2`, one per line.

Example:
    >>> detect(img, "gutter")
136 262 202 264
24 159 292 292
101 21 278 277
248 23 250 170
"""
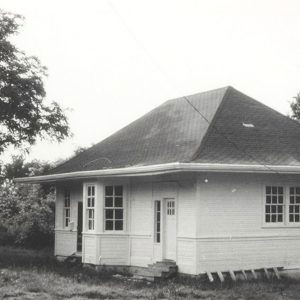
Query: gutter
14 162 300 183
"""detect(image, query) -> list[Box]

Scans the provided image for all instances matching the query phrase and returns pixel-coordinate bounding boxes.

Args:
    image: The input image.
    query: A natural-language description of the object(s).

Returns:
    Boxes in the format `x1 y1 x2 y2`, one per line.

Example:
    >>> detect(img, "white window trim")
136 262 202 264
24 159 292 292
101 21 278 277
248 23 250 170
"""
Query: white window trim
85 183 96 232
287 186 300 227
104 184 126 232
262 184 300 228
63 190 71 229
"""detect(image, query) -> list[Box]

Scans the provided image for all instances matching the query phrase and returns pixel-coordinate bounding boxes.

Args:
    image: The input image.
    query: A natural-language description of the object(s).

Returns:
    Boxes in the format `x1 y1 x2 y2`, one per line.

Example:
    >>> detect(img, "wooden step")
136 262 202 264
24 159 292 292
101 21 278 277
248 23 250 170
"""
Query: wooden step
154 260 177 267
132 274 155 282
149 265 178 273
134 261 178 281
135 268 163 278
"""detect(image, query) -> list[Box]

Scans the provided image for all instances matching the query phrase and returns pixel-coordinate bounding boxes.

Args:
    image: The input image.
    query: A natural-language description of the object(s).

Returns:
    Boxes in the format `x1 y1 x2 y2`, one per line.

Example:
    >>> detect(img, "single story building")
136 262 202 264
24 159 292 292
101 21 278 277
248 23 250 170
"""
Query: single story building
17 86 300 275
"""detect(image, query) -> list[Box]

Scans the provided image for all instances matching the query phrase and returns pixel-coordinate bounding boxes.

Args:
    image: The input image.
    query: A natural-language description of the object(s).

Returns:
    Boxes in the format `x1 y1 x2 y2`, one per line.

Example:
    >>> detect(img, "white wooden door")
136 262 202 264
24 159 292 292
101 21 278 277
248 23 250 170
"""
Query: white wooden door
164 198 176 260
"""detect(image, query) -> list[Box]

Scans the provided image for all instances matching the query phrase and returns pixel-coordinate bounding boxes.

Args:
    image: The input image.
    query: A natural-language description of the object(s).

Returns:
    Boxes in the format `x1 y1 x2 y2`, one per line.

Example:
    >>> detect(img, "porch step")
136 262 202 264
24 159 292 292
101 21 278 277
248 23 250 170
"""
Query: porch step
154 259 177 267
134 260 178 282
64 253 82 264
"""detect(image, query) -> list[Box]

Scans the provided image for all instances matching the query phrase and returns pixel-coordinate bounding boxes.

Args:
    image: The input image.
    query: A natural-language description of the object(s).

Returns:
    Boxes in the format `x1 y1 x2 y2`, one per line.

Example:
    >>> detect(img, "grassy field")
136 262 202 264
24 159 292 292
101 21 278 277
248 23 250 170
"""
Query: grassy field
0 247 300 299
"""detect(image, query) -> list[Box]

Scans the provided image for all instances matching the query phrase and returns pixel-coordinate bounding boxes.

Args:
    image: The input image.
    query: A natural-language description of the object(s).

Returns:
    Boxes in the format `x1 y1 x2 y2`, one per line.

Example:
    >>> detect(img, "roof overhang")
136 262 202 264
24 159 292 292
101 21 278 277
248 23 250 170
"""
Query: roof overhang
14 162 300 183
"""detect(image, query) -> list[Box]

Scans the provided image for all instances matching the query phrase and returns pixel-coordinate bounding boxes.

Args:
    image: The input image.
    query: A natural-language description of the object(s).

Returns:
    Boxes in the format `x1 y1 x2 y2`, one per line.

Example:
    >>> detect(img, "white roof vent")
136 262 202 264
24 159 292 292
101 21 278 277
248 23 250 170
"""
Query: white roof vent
242 122 255 128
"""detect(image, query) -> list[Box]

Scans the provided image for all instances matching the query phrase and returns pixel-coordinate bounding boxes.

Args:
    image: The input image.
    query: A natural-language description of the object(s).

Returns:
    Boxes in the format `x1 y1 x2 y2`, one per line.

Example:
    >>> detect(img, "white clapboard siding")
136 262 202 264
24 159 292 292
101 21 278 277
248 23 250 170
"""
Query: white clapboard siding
130 236 153 266
53 175 199 275
176 179 197 274
177 179 197 238
129 182 154 265
54 230 77 256
196 236 300 272
130 182 153 235
177 238 197 274
196 173 300 274
83 234 98 264
99 235 129 265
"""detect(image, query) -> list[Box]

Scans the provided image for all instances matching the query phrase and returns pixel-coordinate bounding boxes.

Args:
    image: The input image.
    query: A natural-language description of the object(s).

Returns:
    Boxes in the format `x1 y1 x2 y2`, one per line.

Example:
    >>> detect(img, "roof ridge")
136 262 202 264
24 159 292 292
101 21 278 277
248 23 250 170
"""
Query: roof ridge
164 86 231 105
188 86 232 162
234 89 300 129
49 86 233 174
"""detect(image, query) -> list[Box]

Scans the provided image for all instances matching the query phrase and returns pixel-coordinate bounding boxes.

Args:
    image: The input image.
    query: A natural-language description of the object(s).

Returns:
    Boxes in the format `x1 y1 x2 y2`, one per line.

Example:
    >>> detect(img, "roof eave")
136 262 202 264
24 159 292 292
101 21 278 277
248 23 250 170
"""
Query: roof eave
14 162 300 183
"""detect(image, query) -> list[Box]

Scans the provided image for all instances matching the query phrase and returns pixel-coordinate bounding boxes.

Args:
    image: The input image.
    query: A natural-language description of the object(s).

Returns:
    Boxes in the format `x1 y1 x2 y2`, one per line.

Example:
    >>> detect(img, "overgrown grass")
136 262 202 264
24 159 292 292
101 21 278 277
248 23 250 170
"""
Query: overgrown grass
0 246 300 299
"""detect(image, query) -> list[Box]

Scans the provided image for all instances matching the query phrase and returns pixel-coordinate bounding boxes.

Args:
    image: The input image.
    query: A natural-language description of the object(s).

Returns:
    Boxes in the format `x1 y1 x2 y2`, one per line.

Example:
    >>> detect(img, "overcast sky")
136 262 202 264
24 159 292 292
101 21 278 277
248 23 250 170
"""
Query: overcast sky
1 0 300 163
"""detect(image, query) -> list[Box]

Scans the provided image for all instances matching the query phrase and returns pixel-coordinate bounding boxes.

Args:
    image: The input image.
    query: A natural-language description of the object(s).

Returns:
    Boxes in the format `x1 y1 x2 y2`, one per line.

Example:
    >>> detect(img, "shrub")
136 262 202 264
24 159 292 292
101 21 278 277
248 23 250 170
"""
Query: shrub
0 179 55 249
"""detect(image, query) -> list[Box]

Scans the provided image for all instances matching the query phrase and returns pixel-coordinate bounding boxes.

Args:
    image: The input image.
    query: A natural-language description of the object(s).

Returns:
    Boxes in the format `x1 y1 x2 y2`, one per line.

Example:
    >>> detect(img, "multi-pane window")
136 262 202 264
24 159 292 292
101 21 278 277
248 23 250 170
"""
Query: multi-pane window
64 190 71 227
104 185 123 231
154 200 161 243
265 186 284 223
289 187 300 223
86 185 95 230
167 200 175 215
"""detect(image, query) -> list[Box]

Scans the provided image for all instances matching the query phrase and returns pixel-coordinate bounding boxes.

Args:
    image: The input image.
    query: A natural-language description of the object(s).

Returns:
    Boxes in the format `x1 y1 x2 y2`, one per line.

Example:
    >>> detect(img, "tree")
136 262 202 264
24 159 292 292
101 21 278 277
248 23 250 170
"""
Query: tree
290 92 300 120
73 146 87 156
2 155 53 180
0 10 70 154
0 156 55 248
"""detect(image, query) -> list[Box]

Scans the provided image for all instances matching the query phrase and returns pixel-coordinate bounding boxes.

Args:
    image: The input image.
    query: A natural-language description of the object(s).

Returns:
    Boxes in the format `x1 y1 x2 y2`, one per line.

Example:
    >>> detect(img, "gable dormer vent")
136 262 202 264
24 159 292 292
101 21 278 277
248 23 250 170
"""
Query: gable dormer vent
242 123 255 128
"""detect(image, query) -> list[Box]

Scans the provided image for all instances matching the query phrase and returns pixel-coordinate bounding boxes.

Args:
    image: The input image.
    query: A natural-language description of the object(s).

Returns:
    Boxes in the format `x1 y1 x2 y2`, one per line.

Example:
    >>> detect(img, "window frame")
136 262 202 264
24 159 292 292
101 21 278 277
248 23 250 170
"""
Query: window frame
154 200 161 244
287 186 300 226
104 185 125 232
264 185 285 226
263 184 300 228
86 184 96 231
166 199 175 216
63 189 71 229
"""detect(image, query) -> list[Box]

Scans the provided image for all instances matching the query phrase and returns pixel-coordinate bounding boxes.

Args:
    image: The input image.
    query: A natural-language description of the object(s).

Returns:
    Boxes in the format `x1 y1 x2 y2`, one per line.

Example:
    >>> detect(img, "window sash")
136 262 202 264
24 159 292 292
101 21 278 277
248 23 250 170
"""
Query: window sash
167 200 175 216
86 185 96 231
264 185 300 226
154 200 161 243
289 187 300 223
87 208 95 230
64 208 70 227
104 185 124 231
265 186 284 224
64 190 71 228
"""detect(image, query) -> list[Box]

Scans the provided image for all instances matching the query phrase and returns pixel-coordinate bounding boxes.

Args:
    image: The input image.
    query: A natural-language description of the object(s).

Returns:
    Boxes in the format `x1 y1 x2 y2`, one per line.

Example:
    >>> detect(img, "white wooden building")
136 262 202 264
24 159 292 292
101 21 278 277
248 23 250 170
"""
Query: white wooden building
17 87 300 275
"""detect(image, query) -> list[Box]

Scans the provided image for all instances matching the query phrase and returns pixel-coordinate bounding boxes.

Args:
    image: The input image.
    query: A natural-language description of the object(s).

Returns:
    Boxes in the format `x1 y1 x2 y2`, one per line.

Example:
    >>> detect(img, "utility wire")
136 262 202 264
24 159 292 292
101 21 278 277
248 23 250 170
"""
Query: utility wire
106 0 285 176
183 95 281 175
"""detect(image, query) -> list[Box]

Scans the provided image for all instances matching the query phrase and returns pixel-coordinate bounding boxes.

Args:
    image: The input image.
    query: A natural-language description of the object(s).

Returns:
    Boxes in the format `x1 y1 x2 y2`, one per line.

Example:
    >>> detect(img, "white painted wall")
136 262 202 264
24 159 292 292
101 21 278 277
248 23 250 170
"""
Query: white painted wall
54 230 77 256
55 183 82 256
54 174 199 274
196 173 300 273
129 181 153 266
54 172 300 276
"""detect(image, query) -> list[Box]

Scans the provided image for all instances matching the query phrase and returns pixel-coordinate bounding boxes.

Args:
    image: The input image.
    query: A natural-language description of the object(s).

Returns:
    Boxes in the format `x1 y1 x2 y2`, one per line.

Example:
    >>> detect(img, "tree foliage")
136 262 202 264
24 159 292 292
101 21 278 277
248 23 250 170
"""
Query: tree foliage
2 155 53 180
0 156 55 248
290 92 300 120
0 10 70 153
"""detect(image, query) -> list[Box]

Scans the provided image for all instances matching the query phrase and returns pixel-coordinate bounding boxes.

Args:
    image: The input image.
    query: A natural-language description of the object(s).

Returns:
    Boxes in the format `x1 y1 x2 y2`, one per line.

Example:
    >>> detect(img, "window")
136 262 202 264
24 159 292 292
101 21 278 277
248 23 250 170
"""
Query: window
264 185 300 226
167 200 175 215
104 185 123 231
265 186 284 223
289 187 300 223
64 190 71 227
154 200 161 243
86 185 95 230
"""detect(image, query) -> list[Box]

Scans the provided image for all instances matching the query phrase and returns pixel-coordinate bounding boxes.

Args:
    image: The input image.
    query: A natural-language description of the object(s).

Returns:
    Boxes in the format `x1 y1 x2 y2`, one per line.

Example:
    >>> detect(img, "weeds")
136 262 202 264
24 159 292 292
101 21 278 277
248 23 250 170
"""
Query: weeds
1 246 300 299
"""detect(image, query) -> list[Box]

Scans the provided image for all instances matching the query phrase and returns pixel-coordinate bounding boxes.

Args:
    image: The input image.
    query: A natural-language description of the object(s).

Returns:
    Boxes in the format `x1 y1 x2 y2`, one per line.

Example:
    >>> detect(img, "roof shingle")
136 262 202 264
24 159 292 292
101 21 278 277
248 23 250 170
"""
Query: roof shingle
48 86 300 175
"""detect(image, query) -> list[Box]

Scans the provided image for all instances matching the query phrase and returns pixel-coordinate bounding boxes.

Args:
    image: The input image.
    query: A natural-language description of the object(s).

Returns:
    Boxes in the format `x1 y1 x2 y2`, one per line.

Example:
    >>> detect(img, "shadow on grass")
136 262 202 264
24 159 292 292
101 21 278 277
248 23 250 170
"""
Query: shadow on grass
0 246 116 285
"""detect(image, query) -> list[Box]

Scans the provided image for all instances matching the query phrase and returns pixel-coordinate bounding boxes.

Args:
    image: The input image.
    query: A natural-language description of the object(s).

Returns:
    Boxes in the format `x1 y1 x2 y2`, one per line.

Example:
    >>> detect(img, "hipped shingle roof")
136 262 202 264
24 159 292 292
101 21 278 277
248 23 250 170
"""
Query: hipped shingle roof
48 86 300 175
